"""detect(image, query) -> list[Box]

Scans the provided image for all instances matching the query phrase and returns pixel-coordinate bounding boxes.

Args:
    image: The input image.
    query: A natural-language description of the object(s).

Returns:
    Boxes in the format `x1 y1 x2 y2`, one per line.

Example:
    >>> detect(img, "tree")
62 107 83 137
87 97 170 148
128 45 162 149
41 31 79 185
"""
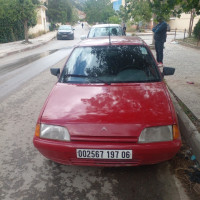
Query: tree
179 0 200 37
69 0 86 11
108 15 121 24
84 0 115 24
149 0 200 37
127 0 152 27
71 8 79 25
193 19 200 42
149 0 181 22
47 0 73 24
15 0 38 43
118 2 129 23
0 0 38 43
144 0 180 45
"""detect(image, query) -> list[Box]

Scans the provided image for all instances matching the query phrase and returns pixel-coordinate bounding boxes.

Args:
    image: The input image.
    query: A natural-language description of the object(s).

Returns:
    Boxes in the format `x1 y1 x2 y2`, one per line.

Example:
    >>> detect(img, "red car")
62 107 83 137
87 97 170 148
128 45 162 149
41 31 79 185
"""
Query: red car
33 36 181 167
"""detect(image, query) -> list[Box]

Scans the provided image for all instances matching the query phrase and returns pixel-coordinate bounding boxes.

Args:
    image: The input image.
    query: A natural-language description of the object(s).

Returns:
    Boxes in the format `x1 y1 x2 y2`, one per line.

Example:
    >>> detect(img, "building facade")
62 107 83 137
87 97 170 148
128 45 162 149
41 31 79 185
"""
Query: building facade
28 0 49 35
169 13 200 31
111 0 125 11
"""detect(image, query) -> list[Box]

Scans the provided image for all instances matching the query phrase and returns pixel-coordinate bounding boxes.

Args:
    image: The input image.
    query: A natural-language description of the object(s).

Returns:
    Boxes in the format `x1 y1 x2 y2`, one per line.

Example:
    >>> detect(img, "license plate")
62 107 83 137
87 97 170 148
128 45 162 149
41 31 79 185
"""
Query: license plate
76 149 132 159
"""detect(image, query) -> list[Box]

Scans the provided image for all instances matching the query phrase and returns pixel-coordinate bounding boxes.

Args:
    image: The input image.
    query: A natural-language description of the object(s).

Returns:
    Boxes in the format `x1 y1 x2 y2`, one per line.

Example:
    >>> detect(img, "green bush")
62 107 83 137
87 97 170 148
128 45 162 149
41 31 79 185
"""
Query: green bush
193 19 200 40
0 20 24 43
108 16 121 24
49 23 56 31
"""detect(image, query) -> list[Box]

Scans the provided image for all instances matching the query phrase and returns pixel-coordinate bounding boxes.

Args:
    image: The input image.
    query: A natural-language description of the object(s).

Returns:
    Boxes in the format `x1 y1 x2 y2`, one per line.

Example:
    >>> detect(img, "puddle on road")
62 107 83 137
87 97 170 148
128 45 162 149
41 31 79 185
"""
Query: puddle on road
0 49 58 75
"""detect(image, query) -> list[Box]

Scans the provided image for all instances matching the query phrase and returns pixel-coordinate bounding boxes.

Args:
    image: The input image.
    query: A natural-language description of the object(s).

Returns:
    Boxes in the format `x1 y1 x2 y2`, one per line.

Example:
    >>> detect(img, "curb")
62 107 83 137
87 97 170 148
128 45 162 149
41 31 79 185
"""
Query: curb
170 92 200 164
0 35 56 59
135 32 176 37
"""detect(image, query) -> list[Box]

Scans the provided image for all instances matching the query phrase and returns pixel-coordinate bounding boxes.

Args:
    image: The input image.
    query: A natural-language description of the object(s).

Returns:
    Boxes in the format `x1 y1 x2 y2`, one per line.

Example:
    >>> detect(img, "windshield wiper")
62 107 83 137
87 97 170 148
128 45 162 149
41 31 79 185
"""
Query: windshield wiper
64 74 111 85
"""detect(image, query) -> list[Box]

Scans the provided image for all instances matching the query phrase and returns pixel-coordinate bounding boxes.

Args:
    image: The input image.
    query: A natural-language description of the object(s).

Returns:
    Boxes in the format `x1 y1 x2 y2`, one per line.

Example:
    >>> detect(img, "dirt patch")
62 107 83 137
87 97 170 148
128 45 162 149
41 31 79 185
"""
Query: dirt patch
176 38 200 49
170 140 200 199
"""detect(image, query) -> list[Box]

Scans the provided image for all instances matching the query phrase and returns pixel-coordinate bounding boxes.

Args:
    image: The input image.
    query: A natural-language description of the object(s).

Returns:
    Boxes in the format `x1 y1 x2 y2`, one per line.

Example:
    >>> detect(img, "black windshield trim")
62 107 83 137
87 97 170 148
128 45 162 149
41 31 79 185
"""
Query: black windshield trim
64 74 111 85
64 75 161 85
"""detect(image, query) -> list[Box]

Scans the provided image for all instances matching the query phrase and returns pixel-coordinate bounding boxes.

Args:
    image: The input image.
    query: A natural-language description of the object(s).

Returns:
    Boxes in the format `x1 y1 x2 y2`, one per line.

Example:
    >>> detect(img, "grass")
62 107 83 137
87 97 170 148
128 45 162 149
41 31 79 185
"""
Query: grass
126 24 136 33
28 30 46 39
170 140 200 199
177 36 200 47
184 37 198 44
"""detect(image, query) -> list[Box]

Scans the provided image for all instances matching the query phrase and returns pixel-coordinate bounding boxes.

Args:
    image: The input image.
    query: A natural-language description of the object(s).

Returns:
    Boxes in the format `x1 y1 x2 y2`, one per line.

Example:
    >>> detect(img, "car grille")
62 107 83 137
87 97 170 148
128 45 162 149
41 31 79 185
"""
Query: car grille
71 136 138 143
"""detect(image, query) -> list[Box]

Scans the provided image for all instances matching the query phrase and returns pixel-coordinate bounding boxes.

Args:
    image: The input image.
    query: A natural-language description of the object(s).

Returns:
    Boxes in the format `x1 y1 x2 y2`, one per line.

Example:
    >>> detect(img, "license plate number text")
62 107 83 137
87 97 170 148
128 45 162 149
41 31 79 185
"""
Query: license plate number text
76 149 132 159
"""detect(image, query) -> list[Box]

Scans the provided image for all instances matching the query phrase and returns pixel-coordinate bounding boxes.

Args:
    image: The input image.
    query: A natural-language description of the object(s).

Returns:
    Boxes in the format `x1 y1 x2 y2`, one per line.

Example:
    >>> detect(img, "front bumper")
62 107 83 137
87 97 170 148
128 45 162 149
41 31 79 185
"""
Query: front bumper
57 33 73 39
33 136 181 167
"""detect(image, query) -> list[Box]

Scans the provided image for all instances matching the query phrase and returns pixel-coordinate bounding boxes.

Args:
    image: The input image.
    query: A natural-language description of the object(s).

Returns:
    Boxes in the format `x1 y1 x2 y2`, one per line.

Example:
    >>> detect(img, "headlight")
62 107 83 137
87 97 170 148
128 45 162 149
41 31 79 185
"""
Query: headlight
138 125 173 143
38 124 70 141
57 31 61 35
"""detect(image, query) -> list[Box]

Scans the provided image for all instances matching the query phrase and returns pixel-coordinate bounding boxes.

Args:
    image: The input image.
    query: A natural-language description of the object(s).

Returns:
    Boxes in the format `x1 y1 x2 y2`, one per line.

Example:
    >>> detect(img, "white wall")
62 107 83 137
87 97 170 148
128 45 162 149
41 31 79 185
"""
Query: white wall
28 6 49 35
169 13 200 31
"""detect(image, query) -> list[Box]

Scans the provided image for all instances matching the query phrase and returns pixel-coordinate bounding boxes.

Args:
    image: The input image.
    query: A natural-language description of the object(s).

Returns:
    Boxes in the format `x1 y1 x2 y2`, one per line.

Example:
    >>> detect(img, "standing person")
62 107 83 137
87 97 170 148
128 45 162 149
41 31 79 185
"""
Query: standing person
152 17 167 66
123 22 126 36
81 23 84 29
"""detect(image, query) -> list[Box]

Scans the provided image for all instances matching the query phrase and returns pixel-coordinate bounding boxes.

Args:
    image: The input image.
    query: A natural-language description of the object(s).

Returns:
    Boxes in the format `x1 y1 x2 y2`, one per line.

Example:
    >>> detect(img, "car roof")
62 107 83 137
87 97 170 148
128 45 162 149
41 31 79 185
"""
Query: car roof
77 36 146 47
91 24 122 28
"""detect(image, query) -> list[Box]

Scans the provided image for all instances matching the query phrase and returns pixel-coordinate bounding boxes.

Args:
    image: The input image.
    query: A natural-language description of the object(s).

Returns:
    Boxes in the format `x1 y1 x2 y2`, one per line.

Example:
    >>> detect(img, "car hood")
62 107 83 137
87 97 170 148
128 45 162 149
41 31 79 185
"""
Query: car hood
41 82 174 139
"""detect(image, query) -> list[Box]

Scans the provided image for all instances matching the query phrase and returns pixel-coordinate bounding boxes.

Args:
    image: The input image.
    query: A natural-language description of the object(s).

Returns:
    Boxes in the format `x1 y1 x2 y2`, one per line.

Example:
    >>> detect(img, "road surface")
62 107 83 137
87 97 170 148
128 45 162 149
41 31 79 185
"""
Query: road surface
0 25 190 200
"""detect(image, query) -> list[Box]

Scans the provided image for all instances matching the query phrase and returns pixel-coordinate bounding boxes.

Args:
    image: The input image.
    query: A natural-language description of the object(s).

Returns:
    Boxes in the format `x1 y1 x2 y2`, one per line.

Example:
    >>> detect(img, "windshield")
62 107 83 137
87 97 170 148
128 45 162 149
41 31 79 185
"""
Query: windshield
88 27 123 38
60 45 161 84
59 26 72 30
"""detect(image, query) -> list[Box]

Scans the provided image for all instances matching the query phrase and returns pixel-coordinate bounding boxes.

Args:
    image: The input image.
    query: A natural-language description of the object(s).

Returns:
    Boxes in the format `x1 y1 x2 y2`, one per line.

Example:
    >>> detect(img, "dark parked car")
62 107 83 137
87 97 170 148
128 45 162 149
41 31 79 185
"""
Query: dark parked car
33 36 181 167
57 25 74 40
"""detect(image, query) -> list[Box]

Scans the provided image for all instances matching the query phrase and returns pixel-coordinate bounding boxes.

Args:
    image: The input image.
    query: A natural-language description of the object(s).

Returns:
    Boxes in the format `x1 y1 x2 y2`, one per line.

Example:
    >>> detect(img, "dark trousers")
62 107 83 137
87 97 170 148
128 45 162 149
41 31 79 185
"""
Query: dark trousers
155 40 164 63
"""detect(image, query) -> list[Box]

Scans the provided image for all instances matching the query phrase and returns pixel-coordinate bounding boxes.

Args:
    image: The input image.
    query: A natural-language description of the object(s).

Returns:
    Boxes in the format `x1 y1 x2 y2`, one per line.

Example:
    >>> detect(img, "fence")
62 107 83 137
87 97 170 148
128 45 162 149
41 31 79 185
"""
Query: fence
173 28 200 47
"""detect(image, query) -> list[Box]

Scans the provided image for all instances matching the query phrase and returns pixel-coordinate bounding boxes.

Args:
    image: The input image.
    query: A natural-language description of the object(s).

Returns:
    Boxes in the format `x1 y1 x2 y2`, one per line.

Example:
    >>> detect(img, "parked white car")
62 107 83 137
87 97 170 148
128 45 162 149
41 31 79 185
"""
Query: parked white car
81 24 125 40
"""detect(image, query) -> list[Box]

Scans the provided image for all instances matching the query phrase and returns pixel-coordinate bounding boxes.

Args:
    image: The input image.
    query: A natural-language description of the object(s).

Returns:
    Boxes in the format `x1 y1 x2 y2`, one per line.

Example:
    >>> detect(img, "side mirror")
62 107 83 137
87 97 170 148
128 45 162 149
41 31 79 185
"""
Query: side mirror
80 35 87 40
162 67 175 76
50 68 60 77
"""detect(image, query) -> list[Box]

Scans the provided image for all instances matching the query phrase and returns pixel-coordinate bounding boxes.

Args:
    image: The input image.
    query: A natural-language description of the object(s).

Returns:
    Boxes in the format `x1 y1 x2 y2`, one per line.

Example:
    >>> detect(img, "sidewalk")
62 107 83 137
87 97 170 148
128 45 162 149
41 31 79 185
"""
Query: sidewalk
164 41 200 163
0 30 199 163
0 31 56 58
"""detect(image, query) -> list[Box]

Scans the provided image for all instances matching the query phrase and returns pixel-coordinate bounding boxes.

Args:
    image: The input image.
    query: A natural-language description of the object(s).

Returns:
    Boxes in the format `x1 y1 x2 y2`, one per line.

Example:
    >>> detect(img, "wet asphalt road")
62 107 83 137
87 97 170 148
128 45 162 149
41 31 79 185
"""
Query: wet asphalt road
0 50 57 75
0 26 190 200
